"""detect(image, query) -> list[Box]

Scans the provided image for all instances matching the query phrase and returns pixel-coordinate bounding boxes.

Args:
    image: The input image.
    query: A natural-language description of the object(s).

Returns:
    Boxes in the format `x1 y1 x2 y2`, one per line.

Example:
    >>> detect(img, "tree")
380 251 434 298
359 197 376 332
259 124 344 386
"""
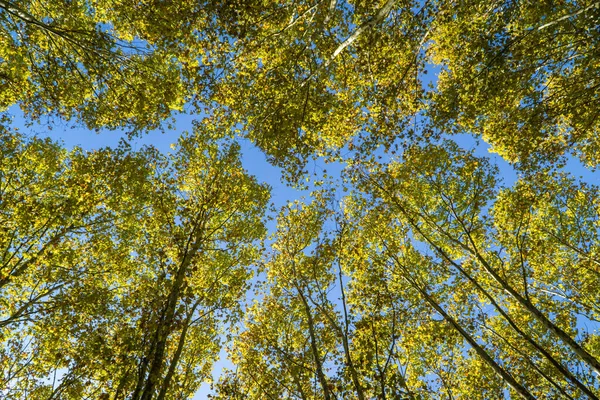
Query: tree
201 0 433 179
0 127 269 399
0 0 210 131
214 194 344 399
0 126 154 397
350 141 600 398
429 0 600 168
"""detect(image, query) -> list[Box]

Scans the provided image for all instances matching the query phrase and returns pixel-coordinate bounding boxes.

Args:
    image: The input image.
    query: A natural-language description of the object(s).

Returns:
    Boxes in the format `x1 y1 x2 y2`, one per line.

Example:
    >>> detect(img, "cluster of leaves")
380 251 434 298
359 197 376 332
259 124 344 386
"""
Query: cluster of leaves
2 0 600 399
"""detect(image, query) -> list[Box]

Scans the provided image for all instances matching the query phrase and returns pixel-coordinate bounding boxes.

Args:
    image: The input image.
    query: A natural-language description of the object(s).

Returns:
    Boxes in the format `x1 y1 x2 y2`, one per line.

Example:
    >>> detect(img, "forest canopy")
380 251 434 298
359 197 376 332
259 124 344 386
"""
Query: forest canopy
1 0 599 399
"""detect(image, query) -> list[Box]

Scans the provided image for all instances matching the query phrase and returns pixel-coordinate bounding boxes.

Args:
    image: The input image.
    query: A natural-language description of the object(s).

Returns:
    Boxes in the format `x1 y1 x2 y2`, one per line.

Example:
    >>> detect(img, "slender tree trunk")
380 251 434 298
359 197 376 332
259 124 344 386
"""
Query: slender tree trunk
156 301 199 400
297 287 332 400
436 189 600 376
139 242 200 400
481 322 575 400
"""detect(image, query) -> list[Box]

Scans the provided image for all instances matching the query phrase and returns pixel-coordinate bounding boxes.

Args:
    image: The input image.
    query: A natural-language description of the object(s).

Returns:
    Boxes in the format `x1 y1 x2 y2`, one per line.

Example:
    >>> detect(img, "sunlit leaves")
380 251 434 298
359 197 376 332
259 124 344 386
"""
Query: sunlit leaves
2 1 600 399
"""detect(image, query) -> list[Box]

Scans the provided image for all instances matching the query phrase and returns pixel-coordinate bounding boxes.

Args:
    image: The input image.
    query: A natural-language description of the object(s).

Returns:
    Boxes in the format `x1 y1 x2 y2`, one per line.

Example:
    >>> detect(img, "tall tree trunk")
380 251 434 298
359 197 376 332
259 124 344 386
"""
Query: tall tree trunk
134 220 205 400
156 301 200 400
296 287 332 400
